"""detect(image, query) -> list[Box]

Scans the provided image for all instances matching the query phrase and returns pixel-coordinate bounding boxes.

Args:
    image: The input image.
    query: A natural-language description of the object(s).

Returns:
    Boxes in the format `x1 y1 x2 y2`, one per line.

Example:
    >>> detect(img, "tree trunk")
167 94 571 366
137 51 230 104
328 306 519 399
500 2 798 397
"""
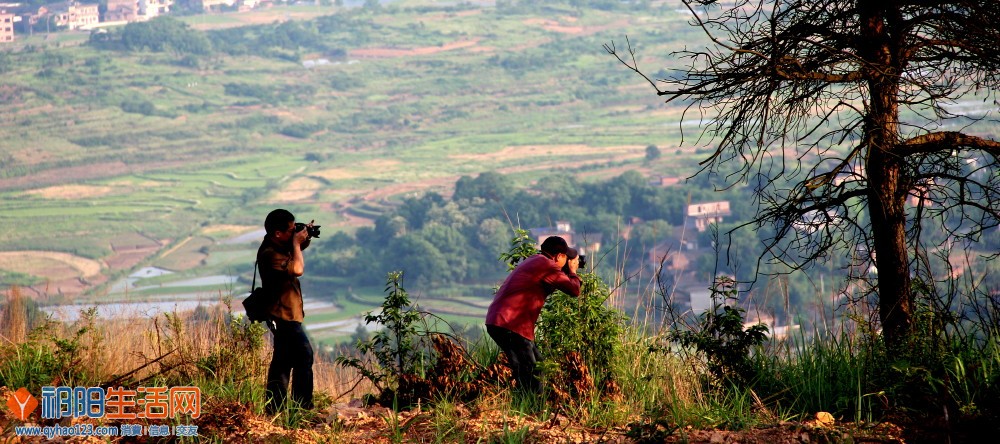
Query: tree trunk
867 150 913 351
861 3 913 352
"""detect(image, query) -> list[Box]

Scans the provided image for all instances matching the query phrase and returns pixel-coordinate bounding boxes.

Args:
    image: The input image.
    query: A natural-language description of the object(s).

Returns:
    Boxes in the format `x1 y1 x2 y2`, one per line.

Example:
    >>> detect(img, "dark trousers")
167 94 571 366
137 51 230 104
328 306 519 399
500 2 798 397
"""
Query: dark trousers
486 325 542 393
266 320 314 413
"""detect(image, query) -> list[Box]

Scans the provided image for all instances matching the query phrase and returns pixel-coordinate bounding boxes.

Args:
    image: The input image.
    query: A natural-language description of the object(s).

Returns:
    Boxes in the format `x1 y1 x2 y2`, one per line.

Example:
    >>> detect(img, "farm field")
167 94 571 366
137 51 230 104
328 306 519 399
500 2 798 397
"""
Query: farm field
12 0 978 343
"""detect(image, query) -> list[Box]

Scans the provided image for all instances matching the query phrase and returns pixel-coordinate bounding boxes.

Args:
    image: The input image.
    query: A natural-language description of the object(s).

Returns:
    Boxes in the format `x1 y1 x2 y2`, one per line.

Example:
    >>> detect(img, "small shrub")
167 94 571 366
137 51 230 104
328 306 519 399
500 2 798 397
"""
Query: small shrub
0 307 101 392
336 271 430 403
279 122 325 139
537 272 625 399
668 276 768 384
120 98 157 116
195 312 270 384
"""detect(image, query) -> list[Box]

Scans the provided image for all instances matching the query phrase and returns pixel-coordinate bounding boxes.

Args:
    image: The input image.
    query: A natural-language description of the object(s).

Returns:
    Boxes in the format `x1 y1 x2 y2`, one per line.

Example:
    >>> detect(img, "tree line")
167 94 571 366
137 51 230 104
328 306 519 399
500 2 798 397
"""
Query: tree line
310 171 756 287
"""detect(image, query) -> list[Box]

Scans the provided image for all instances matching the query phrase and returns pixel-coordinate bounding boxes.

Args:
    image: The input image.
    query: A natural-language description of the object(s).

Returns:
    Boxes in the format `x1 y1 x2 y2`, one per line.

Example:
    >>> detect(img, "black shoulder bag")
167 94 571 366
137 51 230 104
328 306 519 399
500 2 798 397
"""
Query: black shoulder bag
242 262 276 331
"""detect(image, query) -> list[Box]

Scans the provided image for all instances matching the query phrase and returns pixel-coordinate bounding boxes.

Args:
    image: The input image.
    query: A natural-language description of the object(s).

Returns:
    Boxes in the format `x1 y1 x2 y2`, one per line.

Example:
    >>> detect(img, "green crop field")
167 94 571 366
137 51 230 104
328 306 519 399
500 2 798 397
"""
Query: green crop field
0 0 835 342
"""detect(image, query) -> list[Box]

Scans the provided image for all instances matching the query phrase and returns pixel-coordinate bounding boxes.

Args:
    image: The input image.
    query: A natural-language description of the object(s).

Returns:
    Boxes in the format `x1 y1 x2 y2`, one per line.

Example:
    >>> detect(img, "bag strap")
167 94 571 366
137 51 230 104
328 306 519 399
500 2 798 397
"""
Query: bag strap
251 261 258 292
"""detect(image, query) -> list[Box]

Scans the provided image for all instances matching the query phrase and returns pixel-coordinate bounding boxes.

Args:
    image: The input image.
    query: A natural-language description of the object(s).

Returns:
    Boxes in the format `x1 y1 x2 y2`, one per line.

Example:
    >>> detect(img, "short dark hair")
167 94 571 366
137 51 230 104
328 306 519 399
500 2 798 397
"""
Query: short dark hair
566 247 579 259
265 209 295 235
539 236 569 257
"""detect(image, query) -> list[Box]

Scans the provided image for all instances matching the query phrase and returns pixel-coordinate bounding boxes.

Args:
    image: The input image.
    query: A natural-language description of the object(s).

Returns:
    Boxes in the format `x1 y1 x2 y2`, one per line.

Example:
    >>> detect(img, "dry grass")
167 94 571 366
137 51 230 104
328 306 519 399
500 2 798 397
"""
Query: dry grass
201 224 257 236
0 286 365 401
0 287 914 443
0 286 28 345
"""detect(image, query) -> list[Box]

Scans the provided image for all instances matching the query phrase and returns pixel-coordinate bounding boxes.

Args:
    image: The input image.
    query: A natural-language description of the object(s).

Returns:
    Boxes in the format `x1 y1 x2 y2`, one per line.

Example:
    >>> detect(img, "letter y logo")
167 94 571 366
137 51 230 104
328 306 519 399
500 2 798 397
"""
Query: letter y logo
6 387 38 421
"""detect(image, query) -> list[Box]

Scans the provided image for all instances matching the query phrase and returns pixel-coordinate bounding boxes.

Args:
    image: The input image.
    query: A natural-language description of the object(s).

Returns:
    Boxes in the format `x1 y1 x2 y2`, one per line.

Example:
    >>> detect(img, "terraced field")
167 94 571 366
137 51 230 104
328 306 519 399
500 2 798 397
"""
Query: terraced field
0 1 716 342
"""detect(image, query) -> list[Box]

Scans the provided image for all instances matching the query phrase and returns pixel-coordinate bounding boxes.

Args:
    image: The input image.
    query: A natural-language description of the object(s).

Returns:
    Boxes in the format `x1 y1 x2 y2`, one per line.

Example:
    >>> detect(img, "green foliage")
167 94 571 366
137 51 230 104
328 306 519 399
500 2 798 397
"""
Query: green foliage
209 14 351 58
386 234 451 286
0 51 12 74
453 171 514 203
645 144 661 161
223 82 276 102
0 270 42 287
751 327 884 422
279 122 326 139
336 271 428 393
120 97 158 116
0 308 100 392
223 82 318 106
497 228 536 272
194 313 270 384
668 276 768 384
317 169 761 295
537 272 626 388
118 17 212 54
868 283 1000 427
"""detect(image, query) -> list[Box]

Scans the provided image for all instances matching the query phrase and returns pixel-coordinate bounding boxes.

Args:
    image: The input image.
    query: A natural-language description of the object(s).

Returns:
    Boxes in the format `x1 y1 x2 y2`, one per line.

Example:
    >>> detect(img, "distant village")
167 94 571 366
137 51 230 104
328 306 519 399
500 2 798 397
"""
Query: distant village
530 184 735 316
1 0 271 42
528 166 946 322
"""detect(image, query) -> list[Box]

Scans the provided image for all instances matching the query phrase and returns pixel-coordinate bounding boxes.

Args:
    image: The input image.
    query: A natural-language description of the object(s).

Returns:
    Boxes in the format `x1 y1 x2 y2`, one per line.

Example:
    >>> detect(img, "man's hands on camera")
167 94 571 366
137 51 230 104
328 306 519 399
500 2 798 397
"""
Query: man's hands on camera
567 256 580 275
292 220 314 245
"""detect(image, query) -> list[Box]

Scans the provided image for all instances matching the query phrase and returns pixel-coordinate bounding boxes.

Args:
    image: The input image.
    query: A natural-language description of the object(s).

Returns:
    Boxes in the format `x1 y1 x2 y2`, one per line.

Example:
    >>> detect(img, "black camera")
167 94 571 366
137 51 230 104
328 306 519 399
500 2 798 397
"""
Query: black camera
294 222 321 238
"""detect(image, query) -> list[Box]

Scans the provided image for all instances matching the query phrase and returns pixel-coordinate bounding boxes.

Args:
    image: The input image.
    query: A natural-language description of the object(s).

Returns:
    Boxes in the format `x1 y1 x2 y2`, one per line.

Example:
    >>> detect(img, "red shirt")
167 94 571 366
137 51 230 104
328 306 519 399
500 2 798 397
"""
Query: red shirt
485 253 581 341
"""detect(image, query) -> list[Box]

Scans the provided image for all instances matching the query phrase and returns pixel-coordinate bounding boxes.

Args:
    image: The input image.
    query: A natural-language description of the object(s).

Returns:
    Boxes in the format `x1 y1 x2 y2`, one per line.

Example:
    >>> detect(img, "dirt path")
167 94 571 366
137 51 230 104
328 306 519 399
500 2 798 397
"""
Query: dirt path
350 39 482 58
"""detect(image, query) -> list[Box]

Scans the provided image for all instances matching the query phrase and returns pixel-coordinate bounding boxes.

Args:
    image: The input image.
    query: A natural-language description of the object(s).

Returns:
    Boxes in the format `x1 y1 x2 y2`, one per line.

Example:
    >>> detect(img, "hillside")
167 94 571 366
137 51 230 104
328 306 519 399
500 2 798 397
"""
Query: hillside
0 1 703 304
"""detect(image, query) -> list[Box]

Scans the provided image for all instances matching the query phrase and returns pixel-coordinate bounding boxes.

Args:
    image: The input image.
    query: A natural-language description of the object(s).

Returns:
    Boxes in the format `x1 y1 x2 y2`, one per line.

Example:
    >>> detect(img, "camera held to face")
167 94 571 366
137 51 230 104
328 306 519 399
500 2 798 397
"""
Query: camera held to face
295 222 321 238
563 254 586 274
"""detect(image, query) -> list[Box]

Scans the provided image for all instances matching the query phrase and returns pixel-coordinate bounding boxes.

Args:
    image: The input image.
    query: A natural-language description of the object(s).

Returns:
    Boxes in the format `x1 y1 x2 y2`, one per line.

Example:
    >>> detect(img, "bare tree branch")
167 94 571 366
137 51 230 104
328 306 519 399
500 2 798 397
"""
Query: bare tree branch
612 0 1000 349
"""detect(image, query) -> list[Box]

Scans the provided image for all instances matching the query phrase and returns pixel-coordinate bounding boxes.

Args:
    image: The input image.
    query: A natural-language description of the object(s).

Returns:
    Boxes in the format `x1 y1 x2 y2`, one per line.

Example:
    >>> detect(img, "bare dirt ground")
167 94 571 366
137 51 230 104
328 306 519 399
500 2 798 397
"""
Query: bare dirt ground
103 246 160 272
267 176 325 203
0 251 108 297
196 401 907 444
0 251 103 280
523 16 631 36
24 185 115 200
0 382 908 444
349 39 482 59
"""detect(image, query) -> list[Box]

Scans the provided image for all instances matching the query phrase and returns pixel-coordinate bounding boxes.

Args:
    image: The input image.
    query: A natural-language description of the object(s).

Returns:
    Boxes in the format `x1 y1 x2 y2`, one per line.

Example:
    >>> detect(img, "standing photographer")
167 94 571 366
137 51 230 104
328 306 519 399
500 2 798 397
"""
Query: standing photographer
258 209 316 414
485 236 581 393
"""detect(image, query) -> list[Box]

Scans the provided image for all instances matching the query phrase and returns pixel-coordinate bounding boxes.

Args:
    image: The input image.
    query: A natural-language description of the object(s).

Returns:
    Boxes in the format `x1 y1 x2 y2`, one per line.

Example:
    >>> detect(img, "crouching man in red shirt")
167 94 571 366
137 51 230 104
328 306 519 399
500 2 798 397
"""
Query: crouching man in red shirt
485 236 581 393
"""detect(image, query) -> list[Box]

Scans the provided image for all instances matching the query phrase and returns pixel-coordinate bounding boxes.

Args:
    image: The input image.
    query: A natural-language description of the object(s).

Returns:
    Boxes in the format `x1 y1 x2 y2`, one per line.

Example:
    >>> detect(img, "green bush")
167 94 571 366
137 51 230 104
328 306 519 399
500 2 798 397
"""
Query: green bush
668 276 768 384
336 271 430 400
537 272 625 391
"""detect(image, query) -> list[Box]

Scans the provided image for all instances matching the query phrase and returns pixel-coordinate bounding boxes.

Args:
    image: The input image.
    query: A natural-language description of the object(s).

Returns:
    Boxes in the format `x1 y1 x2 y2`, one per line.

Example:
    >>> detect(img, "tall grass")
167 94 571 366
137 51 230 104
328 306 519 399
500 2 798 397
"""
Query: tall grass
0 287 367 405
754 327 883 423
4 277 1000 441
